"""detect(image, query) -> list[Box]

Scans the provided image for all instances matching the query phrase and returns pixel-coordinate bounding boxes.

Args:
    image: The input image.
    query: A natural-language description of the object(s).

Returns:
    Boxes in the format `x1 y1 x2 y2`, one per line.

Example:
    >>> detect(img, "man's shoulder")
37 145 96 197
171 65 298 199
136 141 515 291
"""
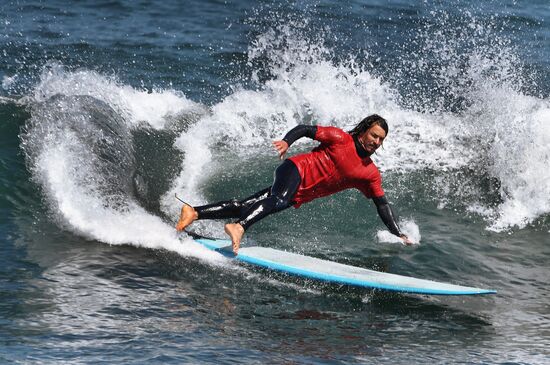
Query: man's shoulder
317 125 346 134
317 125 351 143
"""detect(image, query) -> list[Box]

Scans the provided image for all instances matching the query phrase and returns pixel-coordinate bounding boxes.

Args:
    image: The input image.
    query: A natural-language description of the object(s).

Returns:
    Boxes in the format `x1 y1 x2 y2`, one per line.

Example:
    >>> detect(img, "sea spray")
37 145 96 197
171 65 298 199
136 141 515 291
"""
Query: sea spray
20 67 225 264
416 10 549 230
377 220 421 245
161 19 473 239
27 63 199 129
20 10 549 259
168 11 548 233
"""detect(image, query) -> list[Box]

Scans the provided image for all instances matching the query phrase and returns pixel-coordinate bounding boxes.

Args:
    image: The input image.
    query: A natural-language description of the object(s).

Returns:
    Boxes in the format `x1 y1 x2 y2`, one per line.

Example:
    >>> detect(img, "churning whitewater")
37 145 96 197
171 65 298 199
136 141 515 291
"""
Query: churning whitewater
21 22 549 263
2 1 549 363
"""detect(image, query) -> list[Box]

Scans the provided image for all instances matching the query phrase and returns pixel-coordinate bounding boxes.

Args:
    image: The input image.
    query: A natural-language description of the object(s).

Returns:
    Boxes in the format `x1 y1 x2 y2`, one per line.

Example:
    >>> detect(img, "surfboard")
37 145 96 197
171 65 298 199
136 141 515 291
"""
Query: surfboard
189 233 496 296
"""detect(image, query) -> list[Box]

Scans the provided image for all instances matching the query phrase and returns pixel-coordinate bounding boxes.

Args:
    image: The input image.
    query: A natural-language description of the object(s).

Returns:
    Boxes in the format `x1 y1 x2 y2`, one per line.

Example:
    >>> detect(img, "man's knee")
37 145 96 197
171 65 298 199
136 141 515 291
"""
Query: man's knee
273 195 291 211
228 199 241 209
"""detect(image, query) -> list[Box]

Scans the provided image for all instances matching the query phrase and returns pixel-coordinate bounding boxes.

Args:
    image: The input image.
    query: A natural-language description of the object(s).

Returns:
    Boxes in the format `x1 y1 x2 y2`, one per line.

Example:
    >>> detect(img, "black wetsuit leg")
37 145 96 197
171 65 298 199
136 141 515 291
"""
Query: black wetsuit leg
237 159 301 230
194 188 270 220
193 159 301 230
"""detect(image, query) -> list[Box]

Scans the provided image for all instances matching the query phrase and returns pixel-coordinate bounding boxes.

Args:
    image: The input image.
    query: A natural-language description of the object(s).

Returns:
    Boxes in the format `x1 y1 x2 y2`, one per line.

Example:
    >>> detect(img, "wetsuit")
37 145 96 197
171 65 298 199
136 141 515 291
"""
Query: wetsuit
193 125 403 236
194 159 300 230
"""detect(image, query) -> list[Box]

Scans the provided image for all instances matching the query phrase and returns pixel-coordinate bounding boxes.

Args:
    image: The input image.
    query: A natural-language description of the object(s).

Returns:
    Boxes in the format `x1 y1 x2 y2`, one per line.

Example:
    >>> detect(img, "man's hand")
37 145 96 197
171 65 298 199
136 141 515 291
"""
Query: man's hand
400 234 413 246
273 140 289 160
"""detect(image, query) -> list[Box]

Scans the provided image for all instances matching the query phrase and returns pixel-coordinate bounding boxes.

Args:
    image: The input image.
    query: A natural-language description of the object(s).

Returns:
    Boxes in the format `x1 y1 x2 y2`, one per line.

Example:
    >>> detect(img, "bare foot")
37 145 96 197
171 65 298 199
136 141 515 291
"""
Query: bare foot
224 223 244 254
175 204 198 231
401 235 414 246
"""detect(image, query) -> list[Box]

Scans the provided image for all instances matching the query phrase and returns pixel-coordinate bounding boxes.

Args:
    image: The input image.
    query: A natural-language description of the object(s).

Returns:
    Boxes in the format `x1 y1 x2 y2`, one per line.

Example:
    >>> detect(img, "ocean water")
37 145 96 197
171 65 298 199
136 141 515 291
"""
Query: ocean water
1 0 549 363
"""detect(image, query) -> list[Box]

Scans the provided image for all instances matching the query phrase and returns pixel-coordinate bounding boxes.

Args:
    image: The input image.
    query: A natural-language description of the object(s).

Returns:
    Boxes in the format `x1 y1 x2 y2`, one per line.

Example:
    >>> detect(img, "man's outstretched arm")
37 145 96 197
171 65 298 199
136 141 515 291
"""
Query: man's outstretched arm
372 195 412 245
273 125 318 159
282 125 318 145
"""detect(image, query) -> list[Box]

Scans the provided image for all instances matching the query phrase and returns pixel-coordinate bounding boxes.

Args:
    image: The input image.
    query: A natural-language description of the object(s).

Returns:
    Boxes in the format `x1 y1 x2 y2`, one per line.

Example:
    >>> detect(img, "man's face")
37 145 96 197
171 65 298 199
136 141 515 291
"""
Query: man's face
358 124 386 155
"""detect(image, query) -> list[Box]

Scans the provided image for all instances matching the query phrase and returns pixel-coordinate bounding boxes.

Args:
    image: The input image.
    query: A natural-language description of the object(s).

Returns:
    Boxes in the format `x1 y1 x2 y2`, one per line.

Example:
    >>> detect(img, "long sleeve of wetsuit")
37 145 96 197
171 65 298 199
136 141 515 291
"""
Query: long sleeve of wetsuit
282 125 318 146
372 195 403 237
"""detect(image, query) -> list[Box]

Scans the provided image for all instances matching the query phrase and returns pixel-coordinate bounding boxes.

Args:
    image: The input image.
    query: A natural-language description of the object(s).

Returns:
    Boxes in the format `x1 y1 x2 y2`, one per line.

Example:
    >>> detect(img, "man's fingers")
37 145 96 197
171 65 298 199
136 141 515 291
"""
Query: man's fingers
273 140 288 159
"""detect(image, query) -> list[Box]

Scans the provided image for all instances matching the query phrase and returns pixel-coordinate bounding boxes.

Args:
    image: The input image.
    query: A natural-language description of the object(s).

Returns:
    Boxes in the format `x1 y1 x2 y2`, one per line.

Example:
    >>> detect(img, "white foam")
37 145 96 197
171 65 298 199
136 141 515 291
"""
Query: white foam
36 140 225 263
2 74 17 90
163 20 550 232
482 100 550 230
30 63 199 129
402 11 550 230
35 128 221 262
466 203 495 219
25 15 549 261
377 220 421 245
22 65 229 265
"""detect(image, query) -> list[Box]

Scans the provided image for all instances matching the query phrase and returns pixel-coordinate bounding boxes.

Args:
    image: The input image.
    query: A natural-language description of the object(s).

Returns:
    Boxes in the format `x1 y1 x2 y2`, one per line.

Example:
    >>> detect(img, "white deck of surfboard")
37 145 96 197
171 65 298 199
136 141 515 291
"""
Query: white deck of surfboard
193 237 496 295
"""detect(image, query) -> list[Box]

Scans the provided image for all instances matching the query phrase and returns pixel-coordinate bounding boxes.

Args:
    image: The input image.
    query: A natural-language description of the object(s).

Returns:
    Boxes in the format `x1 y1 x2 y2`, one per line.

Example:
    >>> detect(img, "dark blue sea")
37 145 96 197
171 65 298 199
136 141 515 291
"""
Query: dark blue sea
1 1 549 363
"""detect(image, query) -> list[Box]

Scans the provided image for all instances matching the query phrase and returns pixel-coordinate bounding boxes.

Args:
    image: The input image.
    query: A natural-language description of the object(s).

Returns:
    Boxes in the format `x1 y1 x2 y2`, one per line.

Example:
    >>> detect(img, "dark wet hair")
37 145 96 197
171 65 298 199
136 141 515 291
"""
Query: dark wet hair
348 114 388 137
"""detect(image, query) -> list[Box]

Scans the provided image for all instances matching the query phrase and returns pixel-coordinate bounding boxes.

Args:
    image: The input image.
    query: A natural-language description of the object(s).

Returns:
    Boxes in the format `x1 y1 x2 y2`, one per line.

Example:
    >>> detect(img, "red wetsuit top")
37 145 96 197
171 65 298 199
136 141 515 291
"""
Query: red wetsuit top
288 126 384 208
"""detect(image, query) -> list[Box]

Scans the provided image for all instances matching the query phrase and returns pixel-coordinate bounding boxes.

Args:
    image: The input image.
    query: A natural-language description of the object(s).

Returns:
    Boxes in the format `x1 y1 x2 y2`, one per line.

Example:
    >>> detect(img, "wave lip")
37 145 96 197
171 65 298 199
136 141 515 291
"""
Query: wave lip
20 65 223 263
28 63 199 129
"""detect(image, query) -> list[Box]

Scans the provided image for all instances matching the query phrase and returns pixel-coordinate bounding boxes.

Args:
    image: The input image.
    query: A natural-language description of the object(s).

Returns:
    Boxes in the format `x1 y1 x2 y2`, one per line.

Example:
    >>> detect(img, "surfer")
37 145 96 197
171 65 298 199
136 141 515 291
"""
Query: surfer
176 114 412 253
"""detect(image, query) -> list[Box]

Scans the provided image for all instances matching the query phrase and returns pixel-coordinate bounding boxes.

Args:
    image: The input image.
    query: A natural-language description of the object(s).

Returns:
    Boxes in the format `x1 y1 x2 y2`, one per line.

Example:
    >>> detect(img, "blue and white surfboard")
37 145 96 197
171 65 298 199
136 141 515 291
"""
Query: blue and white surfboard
191 234 496 296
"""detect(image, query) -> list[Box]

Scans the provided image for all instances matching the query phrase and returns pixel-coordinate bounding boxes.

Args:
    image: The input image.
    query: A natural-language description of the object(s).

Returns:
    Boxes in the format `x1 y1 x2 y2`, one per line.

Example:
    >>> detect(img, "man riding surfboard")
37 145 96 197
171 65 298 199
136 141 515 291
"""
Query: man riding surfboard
176 114 412 253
